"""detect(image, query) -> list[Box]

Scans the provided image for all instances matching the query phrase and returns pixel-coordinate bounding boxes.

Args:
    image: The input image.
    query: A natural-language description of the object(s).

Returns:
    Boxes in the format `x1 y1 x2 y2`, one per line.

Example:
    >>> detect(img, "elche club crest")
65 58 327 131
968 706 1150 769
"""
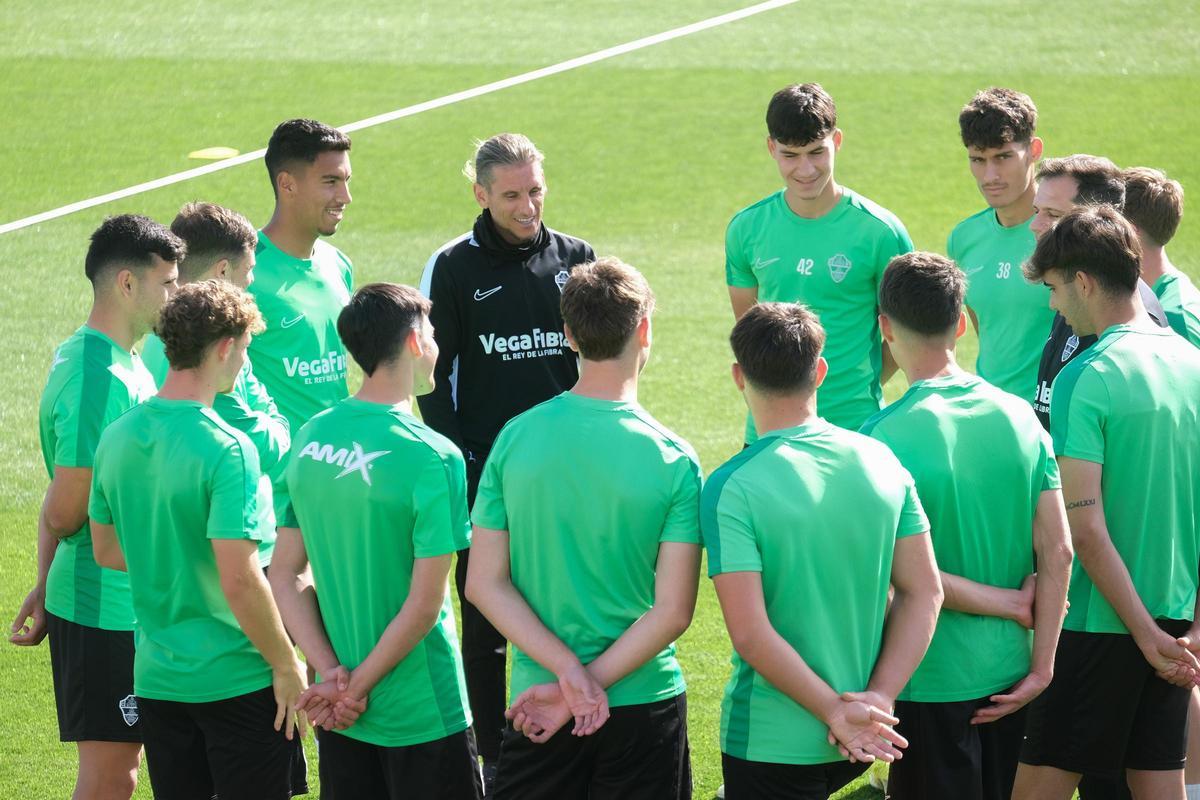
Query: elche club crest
828 254 852 283
1061 334 1080 363
119 694 139 726
554 269 570 293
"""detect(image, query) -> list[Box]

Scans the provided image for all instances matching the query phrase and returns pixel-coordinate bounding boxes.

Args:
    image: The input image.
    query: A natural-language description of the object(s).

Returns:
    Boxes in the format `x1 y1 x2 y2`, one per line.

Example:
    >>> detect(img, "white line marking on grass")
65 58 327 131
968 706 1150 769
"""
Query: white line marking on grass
0 0 799 236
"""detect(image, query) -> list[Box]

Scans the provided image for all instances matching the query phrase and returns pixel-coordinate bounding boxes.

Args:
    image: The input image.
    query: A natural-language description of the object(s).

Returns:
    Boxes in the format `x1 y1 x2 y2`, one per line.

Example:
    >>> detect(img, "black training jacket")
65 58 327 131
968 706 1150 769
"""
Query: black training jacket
417 210 595 466
1033 279 1167 430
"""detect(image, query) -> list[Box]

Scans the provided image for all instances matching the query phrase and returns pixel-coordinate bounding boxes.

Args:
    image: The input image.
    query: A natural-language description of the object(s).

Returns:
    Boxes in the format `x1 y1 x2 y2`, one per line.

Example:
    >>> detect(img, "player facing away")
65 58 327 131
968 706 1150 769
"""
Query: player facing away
88 281 308 800
1029 155 1168 429
860 252 1071 800
142 202 290 573
949 87 1053 399
1122 167 1200 347
9 215 182 800
249 118 354 449
725 83 913 440
467 258 702 800
1011 207 1200 800
270 283 481 800
417 133 595 784
702 303 943 800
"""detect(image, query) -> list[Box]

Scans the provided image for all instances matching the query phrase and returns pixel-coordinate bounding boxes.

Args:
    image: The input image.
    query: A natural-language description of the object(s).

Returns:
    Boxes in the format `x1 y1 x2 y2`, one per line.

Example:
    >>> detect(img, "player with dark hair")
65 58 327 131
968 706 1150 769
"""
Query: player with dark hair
1029 154 1167 429
417 133 595 784
467 258 702 800
1014 207 1200 800
89 280 308 800
725 83 913 441
949 87 1052 399
9 214 182 800
863 252 1071 800
141 202 290 575
272 282 481 799
704 302 942 800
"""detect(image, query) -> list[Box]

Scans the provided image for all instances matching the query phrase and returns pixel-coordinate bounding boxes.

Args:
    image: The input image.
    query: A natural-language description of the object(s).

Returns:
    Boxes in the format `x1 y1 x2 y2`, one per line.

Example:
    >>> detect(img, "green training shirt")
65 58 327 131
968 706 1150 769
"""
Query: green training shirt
471 392 703 708
948 210 1054 401
143 334 289 566
88 397 272 702
39 326 157 631
1153 271 1200 349
247 232 352 435
861 373 1059 702
702 419 929 765
281 398 472 747
726 188 913 436
1051 323 1200 634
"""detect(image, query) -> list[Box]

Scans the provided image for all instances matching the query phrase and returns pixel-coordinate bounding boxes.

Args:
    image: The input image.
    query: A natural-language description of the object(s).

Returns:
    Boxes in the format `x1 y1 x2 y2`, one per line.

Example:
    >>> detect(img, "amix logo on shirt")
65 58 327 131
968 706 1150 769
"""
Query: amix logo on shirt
282 350 347 384
298 441 390 485
478 328 568 362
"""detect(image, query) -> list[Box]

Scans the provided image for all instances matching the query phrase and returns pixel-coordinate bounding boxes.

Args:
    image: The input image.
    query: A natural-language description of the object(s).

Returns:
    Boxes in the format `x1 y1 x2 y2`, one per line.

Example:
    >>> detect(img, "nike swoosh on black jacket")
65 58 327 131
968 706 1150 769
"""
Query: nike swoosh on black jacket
417 209 595 464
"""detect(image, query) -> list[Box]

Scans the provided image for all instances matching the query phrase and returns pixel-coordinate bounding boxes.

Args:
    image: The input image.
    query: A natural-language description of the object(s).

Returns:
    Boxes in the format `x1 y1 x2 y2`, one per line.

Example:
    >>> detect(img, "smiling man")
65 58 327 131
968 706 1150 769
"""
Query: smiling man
948 88 1053 400
725 83 913 440
417 133 594 786
249 118 354 441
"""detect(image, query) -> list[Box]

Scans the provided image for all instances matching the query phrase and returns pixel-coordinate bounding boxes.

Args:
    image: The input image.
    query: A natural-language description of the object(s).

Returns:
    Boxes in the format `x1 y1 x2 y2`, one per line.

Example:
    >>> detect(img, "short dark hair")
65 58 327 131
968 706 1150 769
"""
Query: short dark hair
84 214 186 284
337 283 431 377
879 252 966 336
157 280 264 370
1122 167 1184 247
559 258 655 361
1037 155 1125 210
958 87 1037 149
766 84 837 146
1024 205 1142 295
730 303 826 394
264 118 351 195
170 202 257 282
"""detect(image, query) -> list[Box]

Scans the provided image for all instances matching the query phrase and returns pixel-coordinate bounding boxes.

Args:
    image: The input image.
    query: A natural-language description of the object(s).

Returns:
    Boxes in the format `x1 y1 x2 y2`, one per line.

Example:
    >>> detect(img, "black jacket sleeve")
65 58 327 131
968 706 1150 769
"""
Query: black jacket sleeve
416 254 465 451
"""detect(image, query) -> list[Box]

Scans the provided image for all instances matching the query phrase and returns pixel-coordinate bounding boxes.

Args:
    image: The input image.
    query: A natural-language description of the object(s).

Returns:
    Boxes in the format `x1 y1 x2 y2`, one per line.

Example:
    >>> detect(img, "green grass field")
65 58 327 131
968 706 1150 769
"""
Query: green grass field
2 1 1198 796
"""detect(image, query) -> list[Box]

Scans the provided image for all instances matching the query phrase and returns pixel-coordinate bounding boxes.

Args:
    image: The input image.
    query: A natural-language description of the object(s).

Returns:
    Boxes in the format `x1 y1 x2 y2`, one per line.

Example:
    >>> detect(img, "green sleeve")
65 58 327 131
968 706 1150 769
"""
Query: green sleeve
340 252 354 293
896 472 930 538
660 452 703 545
724 216 756 289
207 436 262 541
215 367 290 472
87 442 113 525
1038 431 1062 491
701 478 762 577
53 373 102 468
1166 308 1200 349
470 441 509 531
1050 367 1107 463
412 450 471 558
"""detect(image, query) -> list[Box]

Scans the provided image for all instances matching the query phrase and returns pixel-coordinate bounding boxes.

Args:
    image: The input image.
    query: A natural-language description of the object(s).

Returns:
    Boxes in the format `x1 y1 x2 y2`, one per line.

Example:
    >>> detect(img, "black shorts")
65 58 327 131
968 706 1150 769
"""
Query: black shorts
318 727 482 800
888 692 1026 800
494 693 691 800
1020 619 1192 778
720 753 867 800
137 685 308 800
47 611 141 743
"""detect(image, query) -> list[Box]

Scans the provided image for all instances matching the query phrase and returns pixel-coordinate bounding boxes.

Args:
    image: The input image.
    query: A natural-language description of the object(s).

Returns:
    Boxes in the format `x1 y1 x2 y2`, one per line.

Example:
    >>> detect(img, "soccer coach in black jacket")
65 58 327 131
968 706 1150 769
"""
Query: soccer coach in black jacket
418 133 594 783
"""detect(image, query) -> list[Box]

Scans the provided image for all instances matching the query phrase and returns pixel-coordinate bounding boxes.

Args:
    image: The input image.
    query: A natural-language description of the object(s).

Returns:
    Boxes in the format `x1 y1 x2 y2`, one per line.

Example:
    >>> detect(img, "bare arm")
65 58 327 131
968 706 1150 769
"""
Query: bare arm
940 572 1032 628
1060 457 1197 684
864 533 943 704
215 538 308 738
346 555 453 698
268 527 339 677
10 494 64 645
1028 489 1072 678
90 520 125 572
728 286 758 321
43 467 91 539
586 542 700 688
466 525 607 733
713 570 906 762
